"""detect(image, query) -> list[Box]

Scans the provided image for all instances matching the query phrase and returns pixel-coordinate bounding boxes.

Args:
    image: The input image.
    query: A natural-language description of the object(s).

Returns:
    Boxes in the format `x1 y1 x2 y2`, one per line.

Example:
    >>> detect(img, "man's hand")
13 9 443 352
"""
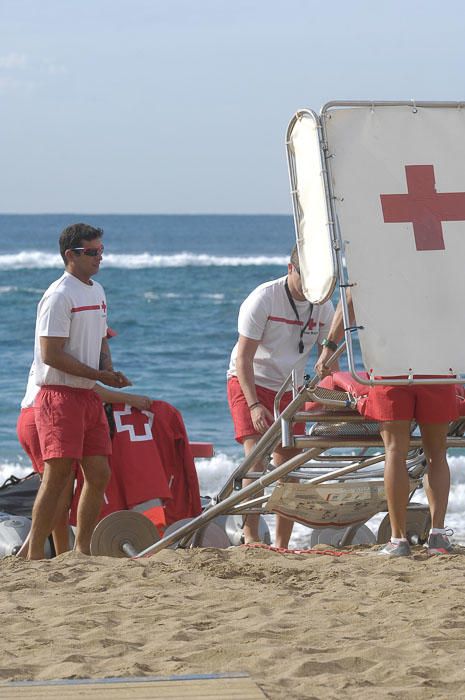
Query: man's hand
314 347 334 379
113 371 131 387
126 394 153 411
98 370 132 388
250 403 274 434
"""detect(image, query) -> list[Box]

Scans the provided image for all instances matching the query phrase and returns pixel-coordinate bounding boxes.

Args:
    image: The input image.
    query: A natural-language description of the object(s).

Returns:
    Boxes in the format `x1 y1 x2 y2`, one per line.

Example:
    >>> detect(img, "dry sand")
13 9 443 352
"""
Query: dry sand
1 545 465 700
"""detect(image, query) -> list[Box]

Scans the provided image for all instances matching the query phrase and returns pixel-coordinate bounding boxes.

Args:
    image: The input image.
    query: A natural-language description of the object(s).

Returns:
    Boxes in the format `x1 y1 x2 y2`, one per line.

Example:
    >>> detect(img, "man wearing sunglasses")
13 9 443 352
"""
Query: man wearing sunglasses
227 245 335 548
27 223 131 560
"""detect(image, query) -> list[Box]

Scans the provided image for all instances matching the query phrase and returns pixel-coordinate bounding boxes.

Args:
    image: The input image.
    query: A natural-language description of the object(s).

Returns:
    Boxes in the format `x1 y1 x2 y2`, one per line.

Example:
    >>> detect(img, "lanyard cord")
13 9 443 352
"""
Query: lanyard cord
284 279 314 354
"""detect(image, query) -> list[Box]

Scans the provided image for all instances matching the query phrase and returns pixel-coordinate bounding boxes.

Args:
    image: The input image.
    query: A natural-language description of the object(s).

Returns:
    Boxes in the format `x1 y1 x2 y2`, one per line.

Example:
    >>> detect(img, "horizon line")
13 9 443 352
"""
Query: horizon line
0 212 293 217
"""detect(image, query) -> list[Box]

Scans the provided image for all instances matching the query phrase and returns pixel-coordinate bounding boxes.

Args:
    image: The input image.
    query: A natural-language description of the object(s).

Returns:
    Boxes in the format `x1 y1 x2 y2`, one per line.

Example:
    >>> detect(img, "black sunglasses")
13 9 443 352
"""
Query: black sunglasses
70 245 104 257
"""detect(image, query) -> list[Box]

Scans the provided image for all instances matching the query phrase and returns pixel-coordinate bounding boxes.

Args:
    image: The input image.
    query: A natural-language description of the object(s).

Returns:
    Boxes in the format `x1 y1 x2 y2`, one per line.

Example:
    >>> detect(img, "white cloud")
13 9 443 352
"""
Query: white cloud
0 53 67 93
44 61 67 76
0 53 67 76
0 75 36 94
0 53 28 69
0 76 14 90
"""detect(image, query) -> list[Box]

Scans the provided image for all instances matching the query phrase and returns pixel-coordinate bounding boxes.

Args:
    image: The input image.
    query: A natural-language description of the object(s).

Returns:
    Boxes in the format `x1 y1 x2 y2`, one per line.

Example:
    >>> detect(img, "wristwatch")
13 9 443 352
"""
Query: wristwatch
321 338 338 351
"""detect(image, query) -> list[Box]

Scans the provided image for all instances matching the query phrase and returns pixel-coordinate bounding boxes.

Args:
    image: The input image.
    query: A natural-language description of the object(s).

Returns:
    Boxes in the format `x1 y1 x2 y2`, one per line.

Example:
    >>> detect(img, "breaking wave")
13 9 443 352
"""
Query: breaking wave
0 251 288 271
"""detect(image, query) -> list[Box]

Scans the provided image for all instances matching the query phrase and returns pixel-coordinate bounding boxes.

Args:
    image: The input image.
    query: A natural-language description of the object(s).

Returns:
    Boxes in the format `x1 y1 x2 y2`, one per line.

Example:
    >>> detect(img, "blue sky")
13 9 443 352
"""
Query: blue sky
1 1 464 214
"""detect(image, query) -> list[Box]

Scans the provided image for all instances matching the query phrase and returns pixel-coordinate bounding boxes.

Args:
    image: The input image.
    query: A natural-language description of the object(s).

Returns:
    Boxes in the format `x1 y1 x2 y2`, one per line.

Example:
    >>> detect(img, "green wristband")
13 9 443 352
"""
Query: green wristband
322 338 338 352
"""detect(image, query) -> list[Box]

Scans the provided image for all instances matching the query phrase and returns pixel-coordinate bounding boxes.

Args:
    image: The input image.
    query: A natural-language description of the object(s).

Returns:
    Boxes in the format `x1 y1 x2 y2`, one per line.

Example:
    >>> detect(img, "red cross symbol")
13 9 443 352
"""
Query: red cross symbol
120 409 150 435
380 165 465 251
114 406 153 441
101 300 107 313
307 318 318 330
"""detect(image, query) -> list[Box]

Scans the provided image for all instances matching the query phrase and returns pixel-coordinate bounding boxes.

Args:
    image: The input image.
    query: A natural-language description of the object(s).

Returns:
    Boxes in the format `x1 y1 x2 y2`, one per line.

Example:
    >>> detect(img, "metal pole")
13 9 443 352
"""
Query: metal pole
135 447 324 558
216 379 317 502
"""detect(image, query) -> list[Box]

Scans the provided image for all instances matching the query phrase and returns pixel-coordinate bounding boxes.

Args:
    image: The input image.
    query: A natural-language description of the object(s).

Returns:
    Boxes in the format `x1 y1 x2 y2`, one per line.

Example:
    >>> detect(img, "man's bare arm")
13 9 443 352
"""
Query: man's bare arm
40 336 131 388
94 384 152 411
99 337 113 371
236 335 274 434
99 337 131 385
315 288 355 378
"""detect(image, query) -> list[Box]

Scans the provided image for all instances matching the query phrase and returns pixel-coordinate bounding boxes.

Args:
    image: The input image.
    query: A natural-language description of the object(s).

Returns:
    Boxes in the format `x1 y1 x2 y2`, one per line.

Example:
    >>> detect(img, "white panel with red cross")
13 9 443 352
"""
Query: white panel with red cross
323 103 465 377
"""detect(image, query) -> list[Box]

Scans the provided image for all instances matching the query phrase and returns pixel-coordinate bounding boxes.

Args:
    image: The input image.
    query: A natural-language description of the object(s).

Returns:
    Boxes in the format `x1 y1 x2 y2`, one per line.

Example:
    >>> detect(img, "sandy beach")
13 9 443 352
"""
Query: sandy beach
1 545 465 699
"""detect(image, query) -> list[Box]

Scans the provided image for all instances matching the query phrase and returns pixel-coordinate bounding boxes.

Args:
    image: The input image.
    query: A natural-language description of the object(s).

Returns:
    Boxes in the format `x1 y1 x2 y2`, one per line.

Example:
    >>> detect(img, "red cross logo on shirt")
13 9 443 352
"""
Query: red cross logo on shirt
380 165 465 251
307 318 318 331
113 406 154 442
101 300 107 313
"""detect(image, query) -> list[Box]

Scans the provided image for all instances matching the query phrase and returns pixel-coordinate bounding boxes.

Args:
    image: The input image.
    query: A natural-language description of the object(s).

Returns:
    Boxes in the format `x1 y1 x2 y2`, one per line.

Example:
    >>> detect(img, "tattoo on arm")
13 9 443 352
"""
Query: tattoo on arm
99 348 113 371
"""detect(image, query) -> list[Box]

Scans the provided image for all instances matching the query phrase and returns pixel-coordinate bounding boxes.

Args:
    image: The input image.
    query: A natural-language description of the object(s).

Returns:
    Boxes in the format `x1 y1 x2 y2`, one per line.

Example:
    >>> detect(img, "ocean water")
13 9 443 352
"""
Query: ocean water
1 214 464 547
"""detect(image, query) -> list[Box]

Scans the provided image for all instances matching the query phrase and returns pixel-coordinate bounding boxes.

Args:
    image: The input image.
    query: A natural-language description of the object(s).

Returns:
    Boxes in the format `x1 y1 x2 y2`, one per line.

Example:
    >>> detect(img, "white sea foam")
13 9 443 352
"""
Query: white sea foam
0 285 44 294
0 251 288 270
0 252 62 269
0 460 32 484
195 452 239 497
201 293 224 300
144 291 225 302
197 452 465 547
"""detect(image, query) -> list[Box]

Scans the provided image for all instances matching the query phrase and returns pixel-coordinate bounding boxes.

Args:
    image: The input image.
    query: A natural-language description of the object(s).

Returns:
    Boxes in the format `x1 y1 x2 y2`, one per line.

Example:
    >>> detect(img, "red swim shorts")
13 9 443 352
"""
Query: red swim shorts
227 376 305 443
362 383 458 424
16 407 44 474
35 386 112 461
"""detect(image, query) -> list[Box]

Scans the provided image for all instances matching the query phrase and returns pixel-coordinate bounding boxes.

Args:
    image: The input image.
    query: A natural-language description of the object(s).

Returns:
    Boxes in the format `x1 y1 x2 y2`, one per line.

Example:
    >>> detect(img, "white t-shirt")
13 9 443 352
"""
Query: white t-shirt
33 271 108 390
228 276 334 391
20 363 39 409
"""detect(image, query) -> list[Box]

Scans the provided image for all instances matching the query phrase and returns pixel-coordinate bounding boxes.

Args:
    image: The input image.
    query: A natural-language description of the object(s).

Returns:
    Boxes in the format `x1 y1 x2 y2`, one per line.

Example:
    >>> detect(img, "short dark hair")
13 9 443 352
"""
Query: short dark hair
59 223 104 263
290 244 300 271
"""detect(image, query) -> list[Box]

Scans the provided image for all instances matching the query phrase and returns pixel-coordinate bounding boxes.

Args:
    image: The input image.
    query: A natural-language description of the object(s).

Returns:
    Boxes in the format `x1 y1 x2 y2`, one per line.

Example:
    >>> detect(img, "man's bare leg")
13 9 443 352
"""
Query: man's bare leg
16 533 30 558
241 438 300 548
51 471 75 554
17 472 74 558
27 458 74 560
380 421 411 539
74 455 110 554
273 447 301 549
241 436 264 544
420 423 450 528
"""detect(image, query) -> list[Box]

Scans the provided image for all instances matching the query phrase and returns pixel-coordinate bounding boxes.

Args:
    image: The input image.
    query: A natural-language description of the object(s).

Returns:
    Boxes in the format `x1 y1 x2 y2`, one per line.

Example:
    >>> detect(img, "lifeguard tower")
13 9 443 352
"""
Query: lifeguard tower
90 101 465 557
